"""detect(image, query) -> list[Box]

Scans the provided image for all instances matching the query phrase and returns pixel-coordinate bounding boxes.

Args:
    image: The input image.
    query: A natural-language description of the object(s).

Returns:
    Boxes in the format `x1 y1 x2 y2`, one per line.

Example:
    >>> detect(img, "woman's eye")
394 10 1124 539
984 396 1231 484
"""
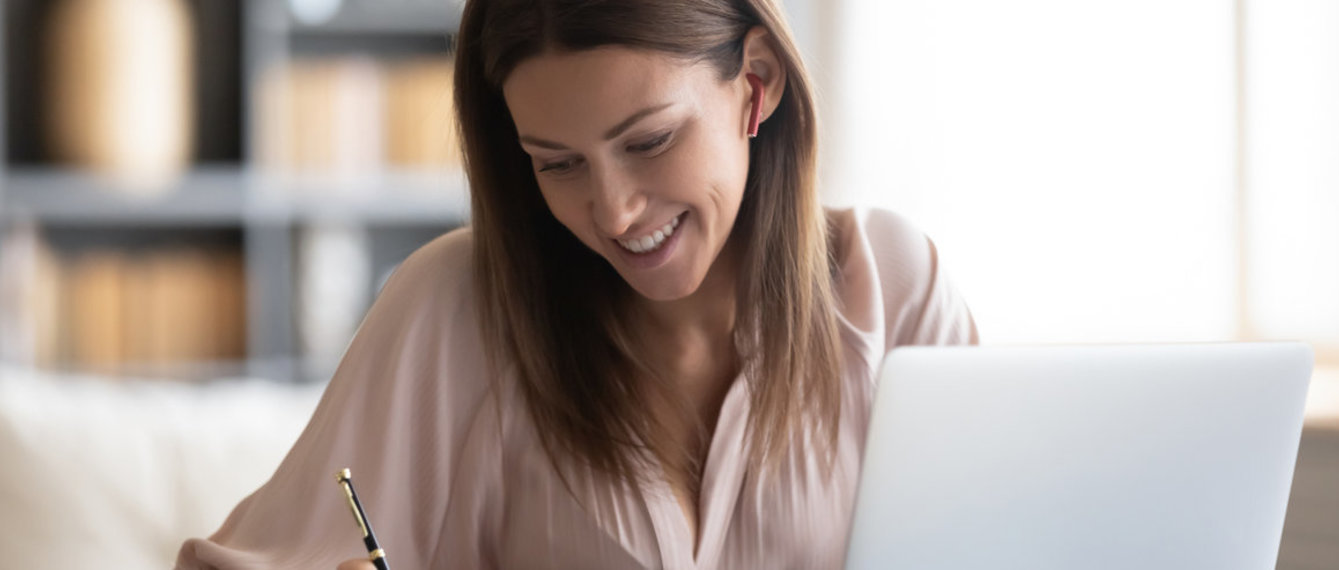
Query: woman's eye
538 159 578 174
628 132 672 153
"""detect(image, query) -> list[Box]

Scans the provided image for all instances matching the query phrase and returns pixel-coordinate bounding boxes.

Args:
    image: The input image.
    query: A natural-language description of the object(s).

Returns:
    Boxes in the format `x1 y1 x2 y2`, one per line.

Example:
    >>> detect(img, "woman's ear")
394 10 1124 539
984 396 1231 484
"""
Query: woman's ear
740 26 787 130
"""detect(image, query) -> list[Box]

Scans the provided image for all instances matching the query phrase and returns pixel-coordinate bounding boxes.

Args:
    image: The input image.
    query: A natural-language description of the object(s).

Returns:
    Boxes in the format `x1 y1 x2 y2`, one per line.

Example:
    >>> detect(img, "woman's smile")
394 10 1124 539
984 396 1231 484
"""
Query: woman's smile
615 211 682 254
612 211 688 270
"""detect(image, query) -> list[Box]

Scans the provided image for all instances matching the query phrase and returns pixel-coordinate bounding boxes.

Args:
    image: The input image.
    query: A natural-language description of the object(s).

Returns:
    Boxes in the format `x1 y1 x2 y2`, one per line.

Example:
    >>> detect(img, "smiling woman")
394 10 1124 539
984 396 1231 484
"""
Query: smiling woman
175 1 978 569
457 0 847 540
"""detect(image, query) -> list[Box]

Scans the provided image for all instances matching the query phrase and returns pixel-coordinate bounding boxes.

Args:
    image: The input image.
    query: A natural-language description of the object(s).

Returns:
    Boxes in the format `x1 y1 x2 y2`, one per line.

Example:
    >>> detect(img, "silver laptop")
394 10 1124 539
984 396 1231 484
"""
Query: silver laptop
844 343 1313 570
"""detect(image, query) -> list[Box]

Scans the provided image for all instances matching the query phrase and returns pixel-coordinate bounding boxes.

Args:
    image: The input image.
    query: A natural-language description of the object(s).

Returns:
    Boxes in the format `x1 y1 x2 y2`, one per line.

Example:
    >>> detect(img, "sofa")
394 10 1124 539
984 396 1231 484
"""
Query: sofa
0 364 324 569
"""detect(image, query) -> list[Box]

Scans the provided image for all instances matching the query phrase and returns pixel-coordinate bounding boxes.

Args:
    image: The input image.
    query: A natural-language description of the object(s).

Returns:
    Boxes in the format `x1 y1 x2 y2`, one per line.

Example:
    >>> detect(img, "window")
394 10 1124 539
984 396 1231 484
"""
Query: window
817 0 1338 360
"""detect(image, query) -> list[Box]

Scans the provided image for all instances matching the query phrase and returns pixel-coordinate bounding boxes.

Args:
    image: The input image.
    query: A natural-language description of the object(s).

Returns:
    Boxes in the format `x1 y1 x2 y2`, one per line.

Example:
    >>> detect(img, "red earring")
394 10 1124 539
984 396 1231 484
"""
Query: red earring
746 73 764 138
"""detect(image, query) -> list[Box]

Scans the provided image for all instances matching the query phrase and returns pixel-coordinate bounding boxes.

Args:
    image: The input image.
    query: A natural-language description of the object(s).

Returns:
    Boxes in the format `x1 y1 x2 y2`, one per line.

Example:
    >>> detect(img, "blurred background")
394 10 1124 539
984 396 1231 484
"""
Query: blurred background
0 0 1333 568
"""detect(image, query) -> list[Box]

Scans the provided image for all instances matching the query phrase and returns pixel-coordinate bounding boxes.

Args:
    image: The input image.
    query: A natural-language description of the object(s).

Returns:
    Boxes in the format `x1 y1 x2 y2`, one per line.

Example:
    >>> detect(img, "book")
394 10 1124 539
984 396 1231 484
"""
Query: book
257 55 462 179
35 243 248 378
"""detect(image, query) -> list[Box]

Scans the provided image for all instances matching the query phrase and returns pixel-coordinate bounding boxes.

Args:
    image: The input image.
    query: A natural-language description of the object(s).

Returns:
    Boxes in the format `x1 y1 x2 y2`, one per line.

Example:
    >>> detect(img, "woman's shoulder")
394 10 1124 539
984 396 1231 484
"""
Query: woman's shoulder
381 225 476 302
825 205 978 350
350 224 488 389
826 205 937 295
360 226 477 328
827 205 931 261
336 223 508 448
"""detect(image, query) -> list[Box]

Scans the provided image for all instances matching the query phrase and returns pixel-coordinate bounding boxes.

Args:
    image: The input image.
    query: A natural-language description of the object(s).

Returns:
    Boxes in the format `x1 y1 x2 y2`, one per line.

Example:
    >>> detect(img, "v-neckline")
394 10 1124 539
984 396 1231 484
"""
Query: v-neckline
640 370 751 569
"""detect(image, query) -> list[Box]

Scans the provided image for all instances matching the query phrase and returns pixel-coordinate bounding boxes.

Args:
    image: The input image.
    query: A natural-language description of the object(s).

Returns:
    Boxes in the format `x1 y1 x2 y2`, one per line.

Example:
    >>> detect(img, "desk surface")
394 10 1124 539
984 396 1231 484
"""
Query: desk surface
1278 420 1339 570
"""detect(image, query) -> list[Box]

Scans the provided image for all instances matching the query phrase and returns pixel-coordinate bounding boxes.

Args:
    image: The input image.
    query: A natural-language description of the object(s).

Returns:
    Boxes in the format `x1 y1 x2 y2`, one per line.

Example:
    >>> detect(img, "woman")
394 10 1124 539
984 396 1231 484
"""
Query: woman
176 0 977 568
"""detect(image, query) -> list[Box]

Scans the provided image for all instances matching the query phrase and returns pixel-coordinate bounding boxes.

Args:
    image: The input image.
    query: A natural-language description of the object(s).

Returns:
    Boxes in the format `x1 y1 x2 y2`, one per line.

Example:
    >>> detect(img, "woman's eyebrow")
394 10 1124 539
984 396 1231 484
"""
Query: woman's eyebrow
602 102 674 140
518 102 674 150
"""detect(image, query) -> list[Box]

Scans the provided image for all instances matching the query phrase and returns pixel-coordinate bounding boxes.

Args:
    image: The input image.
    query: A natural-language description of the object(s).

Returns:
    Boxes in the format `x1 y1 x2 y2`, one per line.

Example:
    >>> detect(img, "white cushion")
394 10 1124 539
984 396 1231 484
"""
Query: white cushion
0 365 323 569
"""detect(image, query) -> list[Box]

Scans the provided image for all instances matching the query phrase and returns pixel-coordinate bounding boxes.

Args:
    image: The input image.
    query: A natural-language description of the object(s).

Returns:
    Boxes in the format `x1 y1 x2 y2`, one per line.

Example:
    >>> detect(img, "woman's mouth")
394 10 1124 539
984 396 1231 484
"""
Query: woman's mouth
611 212 687 270
616 213 682 254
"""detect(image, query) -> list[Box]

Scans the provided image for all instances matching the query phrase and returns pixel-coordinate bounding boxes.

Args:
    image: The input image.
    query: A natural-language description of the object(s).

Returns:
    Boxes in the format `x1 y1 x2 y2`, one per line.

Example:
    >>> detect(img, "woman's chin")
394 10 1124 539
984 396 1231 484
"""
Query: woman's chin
621 272 703 303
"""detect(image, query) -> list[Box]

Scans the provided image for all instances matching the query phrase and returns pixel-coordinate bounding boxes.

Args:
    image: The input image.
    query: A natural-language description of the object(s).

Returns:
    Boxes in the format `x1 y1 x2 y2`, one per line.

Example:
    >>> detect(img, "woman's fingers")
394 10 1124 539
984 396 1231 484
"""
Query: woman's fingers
335 558 377 570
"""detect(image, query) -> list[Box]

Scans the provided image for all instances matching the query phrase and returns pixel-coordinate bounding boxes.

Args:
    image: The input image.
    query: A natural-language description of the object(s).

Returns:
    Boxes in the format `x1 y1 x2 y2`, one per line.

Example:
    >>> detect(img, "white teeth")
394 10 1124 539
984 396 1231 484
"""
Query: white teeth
618 214 682 254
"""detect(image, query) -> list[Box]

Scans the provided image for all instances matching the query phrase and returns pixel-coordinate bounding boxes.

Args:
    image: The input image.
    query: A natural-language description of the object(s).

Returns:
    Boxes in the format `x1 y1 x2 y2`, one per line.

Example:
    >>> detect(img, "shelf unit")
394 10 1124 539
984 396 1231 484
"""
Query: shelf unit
0 0 468 383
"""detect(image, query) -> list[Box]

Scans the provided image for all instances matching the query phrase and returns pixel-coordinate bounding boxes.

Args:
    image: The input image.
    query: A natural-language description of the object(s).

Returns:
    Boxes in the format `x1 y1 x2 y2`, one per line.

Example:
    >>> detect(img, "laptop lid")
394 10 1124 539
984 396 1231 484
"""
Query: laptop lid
844 342 1313 570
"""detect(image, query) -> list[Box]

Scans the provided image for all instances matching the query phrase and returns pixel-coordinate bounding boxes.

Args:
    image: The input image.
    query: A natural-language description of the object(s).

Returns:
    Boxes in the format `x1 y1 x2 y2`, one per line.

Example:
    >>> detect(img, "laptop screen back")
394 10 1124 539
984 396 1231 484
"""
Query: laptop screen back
844 343 1312 570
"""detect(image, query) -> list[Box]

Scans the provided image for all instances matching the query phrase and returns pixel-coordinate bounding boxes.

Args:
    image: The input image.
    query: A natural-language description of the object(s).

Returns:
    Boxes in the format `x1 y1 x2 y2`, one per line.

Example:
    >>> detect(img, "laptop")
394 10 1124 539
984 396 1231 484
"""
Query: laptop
844 342 1313 570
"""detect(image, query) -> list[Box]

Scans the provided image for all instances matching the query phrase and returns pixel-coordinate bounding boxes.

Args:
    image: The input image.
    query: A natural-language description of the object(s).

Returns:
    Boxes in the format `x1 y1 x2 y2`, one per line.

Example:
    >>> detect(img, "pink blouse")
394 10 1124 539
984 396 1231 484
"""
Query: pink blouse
175 207 978 569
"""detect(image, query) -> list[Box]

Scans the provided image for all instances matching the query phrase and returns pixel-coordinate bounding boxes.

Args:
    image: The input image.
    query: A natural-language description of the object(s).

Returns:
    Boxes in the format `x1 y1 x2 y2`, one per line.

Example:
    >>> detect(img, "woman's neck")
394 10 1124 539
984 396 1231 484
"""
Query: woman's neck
631 238 741 378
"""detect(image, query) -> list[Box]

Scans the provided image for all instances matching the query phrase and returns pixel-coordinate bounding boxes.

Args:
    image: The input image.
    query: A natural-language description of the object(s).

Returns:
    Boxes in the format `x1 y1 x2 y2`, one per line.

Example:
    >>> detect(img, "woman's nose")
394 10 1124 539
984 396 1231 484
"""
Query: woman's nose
589 166 646 237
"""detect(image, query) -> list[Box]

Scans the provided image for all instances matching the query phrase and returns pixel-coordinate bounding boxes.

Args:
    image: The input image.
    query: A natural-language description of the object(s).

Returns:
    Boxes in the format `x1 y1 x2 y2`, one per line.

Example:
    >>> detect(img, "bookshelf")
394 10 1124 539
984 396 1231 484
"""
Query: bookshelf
0 0 467 383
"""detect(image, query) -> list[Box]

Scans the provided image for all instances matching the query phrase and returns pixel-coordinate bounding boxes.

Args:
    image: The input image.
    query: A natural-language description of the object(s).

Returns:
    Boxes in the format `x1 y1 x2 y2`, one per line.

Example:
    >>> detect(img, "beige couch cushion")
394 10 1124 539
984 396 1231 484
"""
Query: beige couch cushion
0 366 323 569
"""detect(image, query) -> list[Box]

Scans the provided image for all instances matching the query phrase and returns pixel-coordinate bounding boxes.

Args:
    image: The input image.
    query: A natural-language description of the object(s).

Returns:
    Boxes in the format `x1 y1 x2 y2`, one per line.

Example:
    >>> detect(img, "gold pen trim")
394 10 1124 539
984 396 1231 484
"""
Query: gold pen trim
369 549 386 560
335 470 370 538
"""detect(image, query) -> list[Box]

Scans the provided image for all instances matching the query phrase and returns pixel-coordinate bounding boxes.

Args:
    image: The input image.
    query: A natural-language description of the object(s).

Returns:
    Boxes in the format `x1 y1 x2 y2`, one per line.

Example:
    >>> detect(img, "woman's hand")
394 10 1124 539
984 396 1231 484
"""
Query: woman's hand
335 559 376 570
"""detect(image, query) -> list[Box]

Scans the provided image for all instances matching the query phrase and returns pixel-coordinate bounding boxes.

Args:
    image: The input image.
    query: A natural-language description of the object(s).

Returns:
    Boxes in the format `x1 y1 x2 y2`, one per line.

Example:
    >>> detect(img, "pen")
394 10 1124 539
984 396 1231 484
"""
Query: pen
335 468 391 570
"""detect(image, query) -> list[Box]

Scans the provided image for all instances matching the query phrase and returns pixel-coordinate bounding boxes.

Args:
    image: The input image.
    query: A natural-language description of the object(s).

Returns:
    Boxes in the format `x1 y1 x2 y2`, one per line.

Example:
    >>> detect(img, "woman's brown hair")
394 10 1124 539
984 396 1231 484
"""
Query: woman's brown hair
453 0 843 489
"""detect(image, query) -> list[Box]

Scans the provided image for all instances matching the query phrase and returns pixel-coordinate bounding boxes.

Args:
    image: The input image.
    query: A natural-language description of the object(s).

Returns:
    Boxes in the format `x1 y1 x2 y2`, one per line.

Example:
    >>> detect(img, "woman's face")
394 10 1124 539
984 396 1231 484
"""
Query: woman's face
503 47 752 302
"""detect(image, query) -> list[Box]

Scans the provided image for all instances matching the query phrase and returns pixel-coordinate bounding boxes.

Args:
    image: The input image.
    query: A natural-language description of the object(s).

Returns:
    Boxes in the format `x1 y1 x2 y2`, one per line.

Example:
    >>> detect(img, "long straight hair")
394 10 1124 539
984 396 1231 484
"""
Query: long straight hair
454 0 843 489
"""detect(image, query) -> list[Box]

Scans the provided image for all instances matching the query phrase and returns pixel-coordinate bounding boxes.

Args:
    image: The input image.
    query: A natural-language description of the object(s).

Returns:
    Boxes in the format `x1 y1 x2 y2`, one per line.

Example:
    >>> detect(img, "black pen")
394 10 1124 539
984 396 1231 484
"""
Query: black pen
335 468 391 570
